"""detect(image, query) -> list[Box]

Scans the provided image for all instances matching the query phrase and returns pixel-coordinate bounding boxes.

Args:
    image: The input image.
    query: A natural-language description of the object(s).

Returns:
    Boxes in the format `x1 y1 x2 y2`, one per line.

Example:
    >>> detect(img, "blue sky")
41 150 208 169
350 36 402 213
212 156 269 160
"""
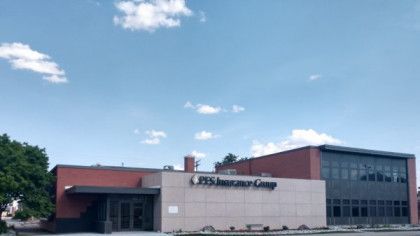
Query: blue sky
1 1 420 180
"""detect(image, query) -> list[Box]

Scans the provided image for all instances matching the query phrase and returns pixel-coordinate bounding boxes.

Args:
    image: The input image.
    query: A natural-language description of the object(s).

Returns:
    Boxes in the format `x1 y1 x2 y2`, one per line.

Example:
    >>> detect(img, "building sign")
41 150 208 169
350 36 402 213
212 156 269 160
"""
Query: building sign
191 175 277 190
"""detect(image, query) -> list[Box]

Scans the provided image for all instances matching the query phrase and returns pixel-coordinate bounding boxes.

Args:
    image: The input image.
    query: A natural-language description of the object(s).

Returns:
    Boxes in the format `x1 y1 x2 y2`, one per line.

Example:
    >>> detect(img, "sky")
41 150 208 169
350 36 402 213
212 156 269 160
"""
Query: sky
1 0 420 182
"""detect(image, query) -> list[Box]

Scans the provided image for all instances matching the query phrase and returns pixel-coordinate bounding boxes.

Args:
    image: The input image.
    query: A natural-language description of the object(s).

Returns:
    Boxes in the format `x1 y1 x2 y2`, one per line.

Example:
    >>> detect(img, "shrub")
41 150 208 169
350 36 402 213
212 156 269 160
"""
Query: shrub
13 209 33 221
263 226 270 231
282 225 289 230
0 220 8 234
229 226 235 231
297 224 310 230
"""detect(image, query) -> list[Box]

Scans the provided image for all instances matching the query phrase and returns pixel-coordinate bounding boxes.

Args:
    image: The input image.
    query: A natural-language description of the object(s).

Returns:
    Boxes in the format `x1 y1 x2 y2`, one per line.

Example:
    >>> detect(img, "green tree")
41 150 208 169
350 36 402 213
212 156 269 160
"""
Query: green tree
214 153 239 168
0 134 54 221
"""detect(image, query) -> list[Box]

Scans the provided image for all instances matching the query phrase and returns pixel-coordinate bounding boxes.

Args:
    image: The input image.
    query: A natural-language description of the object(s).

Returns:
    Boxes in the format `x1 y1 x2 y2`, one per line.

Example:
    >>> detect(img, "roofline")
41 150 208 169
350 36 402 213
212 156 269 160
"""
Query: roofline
216 145 317 168
319 145 415 159
51 164 162 173
217 144 415 169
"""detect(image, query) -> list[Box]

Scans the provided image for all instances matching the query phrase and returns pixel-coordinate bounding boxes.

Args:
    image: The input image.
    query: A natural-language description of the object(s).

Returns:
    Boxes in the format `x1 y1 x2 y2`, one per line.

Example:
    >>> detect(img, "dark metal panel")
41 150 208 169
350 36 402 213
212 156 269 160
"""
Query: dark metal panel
66 186 160 195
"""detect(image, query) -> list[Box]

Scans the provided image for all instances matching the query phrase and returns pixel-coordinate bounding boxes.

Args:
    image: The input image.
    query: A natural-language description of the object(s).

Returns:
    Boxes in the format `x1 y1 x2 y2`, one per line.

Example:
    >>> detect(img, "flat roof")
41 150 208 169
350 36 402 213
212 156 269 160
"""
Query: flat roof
320 145 415 159
51 164 162 173
65 186 160 195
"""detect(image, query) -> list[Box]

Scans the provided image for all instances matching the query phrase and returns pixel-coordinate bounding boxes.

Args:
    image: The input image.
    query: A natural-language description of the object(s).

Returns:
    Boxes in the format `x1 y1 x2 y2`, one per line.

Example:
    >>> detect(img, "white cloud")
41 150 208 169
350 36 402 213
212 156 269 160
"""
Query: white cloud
184 101 244 115
0 42 67 83
232 105 245 113
113 0 192 32
133 128 140 134
196 104 221 114
190 150 206 158
173 163 183 170
141 138 160 145
309 74 322 81
184 101 195 109
194 131 219 140
141 129 167 145
198 10 206 22
251 129 342 157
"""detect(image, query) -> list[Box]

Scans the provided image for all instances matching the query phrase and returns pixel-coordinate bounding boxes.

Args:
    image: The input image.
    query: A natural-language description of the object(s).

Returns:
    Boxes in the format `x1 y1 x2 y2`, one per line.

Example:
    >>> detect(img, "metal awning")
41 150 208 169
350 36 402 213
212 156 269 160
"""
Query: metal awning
65 185 160 195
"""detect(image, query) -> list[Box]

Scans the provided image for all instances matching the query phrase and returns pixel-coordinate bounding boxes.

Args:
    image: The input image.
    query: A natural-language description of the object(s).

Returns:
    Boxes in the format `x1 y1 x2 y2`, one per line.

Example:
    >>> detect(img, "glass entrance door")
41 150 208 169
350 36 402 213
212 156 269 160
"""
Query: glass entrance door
132 202 144 230
109 200 148 231
120 202 131 230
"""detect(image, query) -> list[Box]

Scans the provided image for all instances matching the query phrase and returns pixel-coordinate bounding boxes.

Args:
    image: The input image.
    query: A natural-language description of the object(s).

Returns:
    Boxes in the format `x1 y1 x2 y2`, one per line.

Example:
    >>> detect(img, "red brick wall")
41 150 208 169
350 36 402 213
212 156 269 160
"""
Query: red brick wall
407 159 418 224
216 147 320 180
55 167 156 218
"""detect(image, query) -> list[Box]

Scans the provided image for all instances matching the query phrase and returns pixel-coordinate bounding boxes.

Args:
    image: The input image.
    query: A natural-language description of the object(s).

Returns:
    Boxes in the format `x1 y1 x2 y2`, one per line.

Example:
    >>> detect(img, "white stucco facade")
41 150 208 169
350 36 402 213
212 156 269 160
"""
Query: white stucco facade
142 171 326 232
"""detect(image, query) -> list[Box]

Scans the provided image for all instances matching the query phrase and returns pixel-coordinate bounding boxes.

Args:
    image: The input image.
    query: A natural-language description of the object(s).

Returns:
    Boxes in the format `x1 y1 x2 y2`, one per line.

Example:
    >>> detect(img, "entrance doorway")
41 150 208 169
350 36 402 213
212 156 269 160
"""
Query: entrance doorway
109 196 153 231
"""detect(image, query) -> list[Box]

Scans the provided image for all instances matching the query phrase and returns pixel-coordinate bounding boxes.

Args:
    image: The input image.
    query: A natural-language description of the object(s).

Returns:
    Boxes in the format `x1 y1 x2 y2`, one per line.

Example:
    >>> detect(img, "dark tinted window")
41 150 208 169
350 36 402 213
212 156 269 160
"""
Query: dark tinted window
333 199 341 204
369 200 377 205
343 206 350 217
370 206 376 217
333 206 341 217
352 200 359 205
394 207 400 217
350 169 358 180
402 207 408 217
327 206 332 217
352 207 359 217
361 207 368 217
343 199 350 205
378 207 385 216
386 207 393 217
359 169 367 181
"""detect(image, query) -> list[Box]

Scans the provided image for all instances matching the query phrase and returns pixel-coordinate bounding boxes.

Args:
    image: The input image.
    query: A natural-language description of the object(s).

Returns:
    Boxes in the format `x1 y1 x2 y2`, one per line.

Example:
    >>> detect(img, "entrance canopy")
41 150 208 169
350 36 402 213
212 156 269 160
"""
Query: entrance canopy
65 185 160 195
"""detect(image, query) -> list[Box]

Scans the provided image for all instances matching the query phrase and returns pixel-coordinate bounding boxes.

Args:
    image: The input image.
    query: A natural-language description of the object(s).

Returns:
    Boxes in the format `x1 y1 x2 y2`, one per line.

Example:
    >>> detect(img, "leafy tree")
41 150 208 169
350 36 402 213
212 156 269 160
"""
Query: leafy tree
0 134 54 221
214 153 239 168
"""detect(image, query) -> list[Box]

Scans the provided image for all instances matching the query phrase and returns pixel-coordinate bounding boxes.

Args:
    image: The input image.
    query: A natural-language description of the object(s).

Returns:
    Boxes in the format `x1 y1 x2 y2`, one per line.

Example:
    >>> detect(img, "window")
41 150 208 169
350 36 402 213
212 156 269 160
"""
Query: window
343 206 350 217
350 169 358 181
361 207 368 217
368 169 375 181
385 172 392 182
332 161 339 167
333 206 341 217
378 207 385 216
343 199 350 205
392 172 398 182
386 207 393 217
402 207 408 217
352 200 359 205
386 200 393 206
333 199 341 204
369 200 377 205
326 199 331 204
359 169 367 181
327 206 332 217
370 206 377 217
352 206 359 217
332 168 339 179
394 201 400 206
322 167 330 179
377 171 384 182
361 200 368 205
400 172 407 183
341 169 349 179
402 201 408 206
322 160 330 167
378 200 385 205
394 207 401 217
